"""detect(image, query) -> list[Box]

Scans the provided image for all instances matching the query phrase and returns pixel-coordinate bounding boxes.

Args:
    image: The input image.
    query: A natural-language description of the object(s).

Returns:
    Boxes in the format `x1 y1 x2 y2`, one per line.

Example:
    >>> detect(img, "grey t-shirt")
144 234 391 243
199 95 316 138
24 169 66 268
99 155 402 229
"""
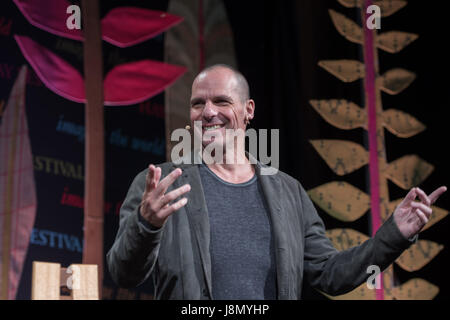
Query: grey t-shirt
198 163 277 300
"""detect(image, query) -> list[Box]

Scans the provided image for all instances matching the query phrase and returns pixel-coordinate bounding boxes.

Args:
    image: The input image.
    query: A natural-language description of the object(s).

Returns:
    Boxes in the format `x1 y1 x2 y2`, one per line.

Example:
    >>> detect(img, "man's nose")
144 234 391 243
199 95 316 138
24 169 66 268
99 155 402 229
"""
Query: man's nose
202 101 218 120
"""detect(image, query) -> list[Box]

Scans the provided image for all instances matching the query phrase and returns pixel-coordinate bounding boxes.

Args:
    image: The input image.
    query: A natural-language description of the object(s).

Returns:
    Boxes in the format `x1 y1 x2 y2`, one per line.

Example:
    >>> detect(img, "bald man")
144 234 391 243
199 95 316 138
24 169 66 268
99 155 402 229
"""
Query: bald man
107 64 446 300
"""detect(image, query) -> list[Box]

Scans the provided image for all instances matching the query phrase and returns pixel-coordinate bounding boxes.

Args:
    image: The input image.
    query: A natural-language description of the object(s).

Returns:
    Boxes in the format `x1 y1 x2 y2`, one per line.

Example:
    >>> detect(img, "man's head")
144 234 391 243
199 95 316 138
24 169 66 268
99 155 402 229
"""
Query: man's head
190 64 255 151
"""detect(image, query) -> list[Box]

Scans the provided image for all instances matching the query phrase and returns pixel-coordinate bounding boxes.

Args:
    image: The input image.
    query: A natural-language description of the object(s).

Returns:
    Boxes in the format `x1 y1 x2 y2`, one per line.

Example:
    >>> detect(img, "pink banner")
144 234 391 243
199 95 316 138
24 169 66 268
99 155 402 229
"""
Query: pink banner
14 0 183 48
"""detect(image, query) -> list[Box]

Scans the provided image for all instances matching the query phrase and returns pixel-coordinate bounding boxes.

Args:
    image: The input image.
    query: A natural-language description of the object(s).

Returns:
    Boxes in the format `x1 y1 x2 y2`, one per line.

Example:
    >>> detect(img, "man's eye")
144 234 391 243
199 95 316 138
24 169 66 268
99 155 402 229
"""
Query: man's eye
216 101 229 106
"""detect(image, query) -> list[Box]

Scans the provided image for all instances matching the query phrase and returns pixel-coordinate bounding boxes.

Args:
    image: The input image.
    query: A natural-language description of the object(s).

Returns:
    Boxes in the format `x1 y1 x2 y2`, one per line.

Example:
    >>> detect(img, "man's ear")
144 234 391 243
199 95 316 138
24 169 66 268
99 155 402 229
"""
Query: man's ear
246 99 255 120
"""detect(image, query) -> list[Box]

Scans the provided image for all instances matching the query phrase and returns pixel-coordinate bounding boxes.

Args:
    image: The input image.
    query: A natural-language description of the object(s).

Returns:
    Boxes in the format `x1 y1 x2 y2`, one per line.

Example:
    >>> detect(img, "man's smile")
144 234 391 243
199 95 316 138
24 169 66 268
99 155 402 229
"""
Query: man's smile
202 123 226 132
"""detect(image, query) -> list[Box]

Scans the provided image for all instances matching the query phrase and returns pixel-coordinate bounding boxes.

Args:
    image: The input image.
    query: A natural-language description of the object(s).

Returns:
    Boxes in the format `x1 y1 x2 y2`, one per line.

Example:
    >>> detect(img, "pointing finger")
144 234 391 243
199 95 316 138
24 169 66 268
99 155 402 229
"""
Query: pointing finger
429 186 447 205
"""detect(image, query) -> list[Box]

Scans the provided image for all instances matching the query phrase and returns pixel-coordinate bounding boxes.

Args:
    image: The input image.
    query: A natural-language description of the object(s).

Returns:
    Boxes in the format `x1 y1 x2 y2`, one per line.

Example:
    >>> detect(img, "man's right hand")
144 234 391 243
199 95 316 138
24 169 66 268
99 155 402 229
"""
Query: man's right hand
140 164 191 228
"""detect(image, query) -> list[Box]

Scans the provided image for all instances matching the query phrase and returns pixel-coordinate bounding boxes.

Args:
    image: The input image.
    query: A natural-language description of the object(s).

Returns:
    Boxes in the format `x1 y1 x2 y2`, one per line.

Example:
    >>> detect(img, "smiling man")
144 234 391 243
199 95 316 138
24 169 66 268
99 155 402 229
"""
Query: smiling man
107 64 446 300
190 65 256 179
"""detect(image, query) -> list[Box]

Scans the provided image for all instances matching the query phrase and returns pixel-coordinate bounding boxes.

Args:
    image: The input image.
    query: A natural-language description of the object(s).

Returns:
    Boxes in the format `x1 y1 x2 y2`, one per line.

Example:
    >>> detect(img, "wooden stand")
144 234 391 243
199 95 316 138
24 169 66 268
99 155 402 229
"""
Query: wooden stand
31 261 99 300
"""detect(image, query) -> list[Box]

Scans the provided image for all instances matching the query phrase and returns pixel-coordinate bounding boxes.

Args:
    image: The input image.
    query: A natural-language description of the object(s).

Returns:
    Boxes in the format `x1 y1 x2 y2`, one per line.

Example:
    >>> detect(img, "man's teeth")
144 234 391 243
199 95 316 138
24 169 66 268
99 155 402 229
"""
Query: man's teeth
204 125 223 131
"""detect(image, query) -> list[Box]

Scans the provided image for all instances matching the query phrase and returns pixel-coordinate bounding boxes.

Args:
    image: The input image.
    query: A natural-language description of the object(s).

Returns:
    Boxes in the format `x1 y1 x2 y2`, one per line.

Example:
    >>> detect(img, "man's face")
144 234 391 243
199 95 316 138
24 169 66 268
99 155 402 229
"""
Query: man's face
190 67 253 150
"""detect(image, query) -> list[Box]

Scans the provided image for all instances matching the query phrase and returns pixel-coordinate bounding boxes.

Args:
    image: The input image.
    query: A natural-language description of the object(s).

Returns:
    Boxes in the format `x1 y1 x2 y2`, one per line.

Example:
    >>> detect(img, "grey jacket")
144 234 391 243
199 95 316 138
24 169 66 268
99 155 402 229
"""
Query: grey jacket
107 158 414 300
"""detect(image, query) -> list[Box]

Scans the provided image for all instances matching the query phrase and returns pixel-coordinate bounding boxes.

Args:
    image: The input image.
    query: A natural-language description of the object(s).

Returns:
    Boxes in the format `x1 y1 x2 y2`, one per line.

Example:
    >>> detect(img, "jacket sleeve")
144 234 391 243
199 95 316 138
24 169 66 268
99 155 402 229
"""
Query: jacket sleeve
106 169 164 288
300 182 416 296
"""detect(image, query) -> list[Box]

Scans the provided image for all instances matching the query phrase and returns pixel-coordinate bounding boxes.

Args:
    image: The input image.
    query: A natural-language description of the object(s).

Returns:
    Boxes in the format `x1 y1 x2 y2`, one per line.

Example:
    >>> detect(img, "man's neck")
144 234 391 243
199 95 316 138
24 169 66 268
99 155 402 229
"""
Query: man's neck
205 149 255 184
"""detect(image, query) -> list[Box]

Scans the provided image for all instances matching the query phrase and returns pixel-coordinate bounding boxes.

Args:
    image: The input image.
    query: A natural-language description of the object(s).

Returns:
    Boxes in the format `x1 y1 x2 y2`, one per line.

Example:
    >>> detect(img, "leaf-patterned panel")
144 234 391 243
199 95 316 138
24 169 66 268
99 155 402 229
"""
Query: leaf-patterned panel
318 60 365 82
382 109 425 138
337 0 362 7
309 99 367 129
391 278 439 300
337 0 407 17
310 139 368 175
396 240 444 272
328 9 363 44
373 0 408 17
385 155 434 190
321 283 376 300
308 181 370 222
376 31 419 54
378 68 416 95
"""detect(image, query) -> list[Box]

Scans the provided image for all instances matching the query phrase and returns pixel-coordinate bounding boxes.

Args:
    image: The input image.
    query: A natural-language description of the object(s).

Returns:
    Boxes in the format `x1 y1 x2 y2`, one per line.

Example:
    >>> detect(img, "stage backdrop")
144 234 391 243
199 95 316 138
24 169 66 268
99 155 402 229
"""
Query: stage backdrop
0 0 449 300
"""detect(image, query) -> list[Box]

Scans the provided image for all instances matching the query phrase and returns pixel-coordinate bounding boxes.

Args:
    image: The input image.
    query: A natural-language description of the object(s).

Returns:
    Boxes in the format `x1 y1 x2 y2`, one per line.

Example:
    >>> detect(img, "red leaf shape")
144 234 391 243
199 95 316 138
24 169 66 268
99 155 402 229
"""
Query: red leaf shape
13 0 84 41
14 35 186 105
14 35 86 103
101 7 183 47
104 60 186 106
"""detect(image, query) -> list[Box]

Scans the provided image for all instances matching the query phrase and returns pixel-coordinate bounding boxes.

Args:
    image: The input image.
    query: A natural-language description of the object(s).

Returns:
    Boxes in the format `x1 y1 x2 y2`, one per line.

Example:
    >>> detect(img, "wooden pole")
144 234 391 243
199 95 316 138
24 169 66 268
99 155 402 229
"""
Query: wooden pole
81 0 104 299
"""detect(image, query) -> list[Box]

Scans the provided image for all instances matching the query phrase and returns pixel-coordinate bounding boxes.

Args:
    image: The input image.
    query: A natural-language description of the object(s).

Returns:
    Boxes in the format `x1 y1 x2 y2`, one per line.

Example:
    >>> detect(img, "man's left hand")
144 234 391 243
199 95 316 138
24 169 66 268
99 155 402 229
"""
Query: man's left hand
393 186 447 240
